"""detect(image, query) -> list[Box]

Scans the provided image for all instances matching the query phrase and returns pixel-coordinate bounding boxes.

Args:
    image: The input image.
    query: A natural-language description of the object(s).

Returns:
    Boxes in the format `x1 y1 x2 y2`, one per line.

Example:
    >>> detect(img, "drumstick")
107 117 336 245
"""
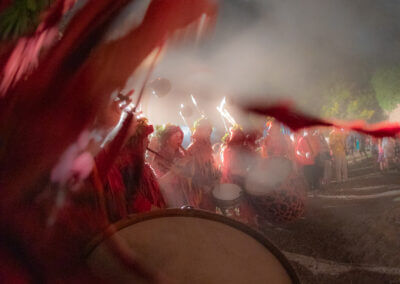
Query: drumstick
146 147 170 163
147 147 192 178
146 147 180 174
133 44 164 112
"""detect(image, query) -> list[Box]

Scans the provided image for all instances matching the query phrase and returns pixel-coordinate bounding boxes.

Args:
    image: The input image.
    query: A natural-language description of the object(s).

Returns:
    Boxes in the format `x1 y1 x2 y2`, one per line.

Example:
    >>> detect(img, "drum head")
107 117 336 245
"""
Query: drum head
87 209 298 283
212 183 242 200
245 157 293 196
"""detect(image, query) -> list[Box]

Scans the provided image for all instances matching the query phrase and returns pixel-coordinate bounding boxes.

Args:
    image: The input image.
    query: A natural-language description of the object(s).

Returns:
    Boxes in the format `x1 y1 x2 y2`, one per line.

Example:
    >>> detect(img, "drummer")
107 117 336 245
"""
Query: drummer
119 118 166 214
261 120 291 159
220 125 249 188
151 124 201 208
101 117 166 221
151 125 185 178
220 125 257 225
186 118 220 210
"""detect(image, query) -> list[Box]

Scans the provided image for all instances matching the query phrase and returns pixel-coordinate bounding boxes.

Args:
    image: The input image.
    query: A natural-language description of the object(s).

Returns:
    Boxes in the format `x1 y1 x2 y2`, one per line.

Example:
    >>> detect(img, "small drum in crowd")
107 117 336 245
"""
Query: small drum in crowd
245 157 306 224
86 209 299 283
212 183 256 225
212 183 243 217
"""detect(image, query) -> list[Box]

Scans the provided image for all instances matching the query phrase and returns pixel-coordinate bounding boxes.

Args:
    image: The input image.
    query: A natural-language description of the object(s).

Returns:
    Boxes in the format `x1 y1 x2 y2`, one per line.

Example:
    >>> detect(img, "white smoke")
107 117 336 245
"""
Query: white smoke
141 0 400 126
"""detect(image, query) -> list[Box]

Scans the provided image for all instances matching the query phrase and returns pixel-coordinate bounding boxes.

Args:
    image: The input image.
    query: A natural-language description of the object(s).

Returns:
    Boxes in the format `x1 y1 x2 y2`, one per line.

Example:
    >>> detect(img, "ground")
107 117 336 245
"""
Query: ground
259 154 400 283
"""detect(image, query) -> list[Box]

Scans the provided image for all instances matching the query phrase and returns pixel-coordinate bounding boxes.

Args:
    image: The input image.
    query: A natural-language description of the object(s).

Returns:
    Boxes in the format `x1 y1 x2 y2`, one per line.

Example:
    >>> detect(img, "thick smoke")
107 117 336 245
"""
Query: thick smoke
139 0 400 126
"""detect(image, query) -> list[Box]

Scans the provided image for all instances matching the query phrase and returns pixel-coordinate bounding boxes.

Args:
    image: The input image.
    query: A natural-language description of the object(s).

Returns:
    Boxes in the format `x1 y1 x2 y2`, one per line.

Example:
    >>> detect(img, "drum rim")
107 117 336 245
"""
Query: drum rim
86 208 300 284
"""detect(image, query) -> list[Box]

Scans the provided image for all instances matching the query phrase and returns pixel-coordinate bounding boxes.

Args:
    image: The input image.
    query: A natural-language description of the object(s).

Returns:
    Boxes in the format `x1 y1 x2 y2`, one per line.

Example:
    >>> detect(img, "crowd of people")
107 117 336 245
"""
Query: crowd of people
344 133 400 172
15 96 398 282
46 97 400 229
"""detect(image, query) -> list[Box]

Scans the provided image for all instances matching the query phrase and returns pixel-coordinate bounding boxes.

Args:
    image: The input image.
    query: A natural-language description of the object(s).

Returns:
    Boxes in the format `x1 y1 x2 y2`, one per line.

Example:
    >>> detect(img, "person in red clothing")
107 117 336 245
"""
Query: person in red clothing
119 118 166 214
220 125 248 187
96 110 165 221
151 125 186 178
151 124 199 207
295 129 322 190
93 105 138 221
220 125 257 225
187 118 220 210
261 121 290 158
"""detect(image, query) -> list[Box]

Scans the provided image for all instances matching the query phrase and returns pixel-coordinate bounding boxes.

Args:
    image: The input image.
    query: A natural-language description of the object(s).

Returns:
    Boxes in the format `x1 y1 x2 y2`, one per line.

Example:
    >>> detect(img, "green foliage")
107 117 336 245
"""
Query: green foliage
371 66 400 112
321 83 379 121
0 0 53 40
321 84 350 119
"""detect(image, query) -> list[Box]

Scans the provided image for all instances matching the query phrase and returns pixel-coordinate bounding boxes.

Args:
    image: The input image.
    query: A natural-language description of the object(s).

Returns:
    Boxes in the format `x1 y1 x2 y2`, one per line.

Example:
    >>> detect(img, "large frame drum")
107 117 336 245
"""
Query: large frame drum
86 209 299 283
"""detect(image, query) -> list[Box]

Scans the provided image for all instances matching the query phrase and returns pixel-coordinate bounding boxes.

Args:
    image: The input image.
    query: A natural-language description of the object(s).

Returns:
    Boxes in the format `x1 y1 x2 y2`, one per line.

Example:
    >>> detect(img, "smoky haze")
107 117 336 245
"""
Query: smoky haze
128 0 400 127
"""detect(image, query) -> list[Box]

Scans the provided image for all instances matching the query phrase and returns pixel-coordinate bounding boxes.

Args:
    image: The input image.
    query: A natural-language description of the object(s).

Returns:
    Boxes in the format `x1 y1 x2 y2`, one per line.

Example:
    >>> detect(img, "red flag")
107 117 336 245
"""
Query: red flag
243 101 400 137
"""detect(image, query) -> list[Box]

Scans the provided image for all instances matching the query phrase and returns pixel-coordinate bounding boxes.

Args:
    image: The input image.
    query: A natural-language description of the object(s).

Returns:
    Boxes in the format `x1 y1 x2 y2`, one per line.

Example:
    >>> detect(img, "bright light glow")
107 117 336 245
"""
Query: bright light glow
179 109 188 127
223 109 237 125
190 94 198 107
219 97 226 111
195 13 208 44
190 94 205 117
217 96 237 130
217 97 236 126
